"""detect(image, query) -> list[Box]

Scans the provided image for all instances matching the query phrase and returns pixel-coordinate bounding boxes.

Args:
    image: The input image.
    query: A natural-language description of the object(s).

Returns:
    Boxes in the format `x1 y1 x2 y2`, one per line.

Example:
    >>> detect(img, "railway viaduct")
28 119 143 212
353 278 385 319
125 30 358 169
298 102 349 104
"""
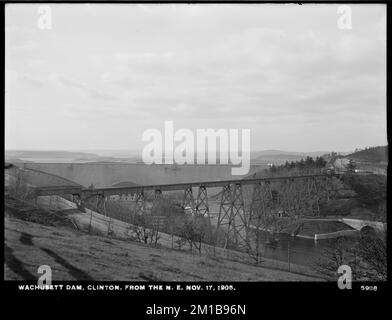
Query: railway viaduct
7 164 385 248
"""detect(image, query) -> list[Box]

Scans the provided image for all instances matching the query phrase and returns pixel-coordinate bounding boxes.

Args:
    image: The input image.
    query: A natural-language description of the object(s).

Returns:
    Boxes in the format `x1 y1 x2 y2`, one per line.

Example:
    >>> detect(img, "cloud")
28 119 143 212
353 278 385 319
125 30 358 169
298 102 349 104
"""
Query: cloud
87 88 116 101
52 74 116 101
6 71 44 88
5 4 387 150
89 21 385 122
20 74 44 87
54 74 87 89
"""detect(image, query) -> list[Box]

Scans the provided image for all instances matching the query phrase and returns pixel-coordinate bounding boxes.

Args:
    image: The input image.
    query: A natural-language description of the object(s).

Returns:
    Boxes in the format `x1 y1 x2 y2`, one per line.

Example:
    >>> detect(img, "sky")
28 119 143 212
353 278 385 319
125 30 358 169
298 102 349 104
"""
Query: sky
5 3 387 153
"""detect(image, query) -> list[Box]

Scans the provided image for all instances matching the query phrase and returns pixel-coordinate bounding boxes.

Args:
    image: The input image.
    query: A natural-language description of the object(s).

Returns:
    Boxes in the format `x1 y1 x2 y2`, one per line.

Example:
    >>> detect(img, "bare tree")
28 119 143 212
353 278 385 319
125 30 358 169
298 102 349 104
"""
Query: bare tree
129 214 161 246
244 218 264 264
355 229 387 281
314 236 362 280
177 215 209 255
245 187 299 265
5 169 37 203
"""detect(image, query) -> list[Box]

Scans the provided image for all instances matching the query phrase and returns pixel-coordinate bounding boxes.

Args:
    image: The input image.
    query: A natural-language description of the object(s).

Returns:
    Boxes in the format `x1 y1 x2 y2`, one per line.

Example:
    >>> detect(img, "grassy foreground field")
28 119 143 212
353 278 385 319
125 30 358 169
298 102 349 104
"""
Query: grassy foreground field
4 196 321 281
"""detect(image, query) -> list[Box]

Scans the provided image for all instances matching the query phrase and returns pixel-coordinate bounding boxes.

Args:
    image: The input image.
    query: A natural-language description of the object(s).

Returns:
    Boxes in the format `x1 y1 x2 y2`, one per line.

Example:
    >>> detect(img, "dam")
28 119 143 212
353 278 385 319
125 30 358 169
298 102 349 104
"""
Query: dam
20 163 268 188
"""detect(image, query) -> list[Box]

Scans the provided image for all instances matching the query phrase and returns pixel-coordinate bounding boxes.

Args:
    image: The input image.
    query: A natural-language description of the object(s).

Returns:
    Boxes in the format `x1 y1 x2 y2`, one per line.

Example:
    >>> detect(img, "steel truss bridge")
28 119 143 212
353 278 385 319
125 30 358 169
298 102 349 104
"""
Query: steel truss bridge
35 173 341 247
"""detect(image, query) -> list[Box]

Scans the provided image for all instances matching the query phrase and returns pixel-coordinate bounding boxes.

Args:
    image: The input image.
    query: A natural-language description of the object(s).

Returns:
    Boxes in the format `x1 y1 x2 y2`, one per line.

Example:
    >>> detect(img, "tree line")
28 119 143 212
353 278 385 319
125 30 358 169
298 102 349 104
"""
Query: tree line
269 156 328 173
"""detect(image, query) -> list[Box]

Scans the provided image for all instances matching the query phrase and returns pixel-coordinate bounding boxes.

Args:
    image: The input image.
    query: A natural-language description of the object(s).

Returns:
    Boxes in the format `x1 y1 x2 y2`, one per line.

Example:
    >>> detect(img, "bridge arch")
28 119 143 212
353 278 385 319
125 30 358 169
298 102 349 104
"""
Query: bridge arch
360 225 376 232
360 225 377 237
111 180 139 188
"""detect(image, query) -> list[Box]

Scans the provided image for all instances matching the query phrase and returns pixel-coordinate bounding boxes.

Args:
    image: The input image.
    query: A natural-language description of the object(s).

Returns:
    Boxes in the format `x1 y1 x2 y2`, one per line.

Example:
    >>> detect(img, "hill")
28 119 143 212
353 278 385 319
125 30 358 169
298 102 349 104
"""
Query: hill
345 146 388 163
339 174 387 221
251 150 329 157
250 150 330 164
242 159 387 221
5 150 99 160
4 196 319 281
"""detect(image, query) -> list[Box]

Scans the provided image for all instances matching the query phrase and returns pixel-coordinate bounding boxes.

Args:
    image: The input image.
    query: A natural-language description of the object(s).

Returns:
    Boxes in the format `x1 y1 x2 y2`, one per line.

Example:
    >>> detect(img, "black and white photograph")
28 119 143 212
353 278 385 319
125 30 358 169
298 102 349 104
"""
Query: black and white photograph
3 1 388 304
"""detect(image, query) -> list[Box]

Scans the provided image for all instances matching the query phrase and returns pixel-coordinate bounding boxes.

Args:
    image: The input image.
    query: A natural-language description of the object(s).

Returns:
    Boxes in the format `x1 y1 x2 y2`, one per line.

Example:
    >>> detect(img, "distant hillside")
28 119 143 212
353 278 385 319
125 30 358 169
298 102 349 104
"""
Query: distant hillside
243 155 387 221
5 150 98 160
80 157 141 163
252 154 307 163
346 146 388 163
4 158 34 164
251 150 328 158
251 150 329 164
4 150 144 164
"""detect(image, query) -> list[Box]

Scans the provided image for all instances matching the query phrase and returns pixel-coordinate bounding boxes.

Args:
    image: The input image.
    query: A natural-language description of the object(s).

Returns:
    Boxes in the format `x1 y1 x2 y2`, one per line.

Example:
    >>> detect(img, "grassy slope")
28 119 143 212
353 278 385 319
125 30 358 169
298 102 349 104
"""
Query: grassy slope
346 146 388 163
345 146 388 175
340 174 387 221
243 162 386 221
4 197 320 281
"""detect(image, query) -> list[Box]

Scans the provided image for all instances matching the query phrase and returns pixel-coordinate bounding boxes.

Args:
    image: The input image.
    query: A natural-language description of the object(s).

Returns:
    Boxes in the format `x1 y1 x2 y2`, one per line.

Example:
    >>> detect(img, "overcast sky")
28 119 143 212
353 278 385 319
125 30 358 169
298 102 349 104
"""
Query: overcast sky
5 3 387 153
